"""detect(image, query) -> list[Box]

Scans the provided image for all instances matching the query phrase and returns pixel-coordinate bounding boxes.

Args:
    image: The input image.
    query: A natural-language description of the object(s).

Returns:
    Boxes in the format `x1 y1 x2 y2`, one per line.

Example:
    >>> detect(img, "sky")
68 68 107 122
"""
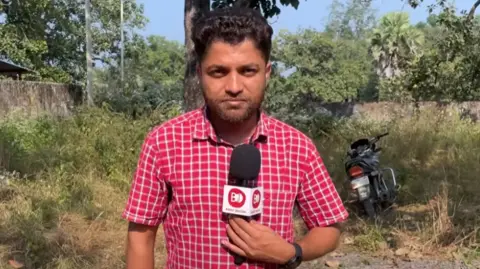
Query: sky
135 0 472 43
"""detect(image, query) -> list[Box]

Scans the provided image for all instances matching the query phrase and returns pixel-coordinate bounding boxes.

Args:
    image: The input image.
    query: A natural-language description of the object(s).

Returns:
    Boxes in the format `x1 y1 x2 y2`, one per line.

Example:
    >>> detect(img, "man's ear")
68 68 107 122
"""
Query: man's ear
265 61 272 81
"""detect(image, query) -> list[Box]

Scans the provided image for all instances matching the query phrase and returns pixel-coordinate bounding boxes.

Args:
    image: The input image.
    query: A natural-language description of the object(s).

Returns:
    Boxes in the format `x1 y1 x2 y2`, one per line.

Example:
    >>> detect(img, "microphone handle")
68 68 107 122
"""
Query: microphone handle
233 215 252 265
234 254 246 265
231 214 251 265
232 179 255 266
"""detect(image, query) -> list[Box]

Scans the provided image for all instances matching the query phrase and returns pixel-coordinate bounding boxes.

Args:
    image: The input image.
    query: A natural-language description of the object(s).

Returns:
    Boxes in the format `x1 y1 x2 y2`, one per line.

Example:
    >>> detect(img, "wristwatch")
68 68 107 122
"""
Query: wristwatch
280 242 303 269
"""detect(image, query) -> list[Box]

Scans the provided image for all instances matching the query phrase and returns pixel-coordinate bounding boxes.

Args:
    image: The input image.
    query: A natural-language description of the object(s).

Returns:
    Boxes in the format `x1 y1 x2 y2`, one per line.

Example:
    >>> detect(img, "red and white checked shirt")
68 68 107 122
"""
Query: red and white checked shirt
122 107 349 269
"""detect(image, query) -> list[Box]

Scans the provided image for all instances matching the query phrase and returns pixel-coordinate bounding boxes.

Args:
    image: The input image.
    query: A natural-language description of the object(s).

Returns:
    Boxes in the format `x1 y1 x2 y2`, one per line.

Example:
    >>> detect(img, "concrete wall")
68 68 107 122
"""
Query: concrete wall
317 101 480 122
0 80 82 118
2 80 479 123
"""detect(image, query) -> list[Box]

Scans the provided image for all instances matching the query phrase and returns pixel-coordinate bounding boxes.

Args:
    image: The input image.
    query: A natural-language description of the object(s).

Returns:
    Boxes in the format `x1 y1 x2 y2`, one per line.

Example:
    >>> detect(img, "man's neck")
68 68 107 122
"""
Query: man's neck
207 108 259 146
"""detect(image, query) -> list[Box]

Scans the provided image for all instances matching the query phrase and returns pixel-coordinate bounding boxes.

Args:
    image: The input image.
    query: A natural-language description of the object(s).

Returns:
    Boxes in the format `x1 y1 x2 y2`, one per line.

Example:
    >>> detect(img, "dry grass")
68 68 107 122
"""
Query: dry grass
0 173 168 269
1 104 480 268
316 182 480 264
299 105 480 263
0 107 176 268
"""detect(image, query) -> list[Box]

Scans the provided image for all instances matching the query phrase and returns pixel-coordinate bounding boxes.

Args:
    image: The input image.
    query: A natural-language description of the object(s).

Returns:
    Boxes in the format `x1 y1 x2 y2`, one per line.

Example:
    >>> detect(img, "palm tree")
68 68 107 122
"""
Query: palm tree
369 12 424 78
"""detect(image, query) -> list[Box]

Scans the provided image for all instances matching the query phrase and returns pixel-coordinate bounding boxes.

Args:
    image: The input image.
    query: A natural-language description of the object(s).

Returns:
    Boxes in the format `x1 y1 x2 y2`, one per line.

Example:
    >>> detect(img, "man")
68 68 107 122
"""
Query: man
122 7 349 269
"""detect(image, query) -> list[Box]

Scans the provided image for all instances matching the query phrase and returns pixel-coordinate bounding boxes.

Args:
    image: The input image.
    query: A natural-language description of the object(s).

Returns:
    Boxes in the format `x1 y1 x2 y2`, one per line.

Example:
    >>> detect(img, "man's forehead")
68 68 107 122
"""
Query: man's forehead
207 39 258 52
202 39 265 65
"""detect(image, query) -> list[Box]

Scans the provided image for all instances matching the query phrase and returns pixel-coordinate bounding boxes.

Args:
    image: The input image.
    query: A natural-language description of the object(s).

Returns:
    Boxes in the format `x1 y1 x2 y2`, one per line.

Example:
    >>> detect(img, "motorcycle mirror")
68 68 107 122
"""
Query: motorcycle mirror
377 132 389 139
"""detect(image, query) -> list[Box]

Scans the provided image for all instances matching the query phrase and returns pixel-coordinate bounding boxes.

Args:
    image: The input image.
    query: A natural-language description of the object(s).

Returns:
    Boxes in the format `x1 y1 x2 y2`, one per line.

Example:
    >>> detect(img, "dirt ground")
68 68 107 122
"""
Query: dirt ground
298 251 478 269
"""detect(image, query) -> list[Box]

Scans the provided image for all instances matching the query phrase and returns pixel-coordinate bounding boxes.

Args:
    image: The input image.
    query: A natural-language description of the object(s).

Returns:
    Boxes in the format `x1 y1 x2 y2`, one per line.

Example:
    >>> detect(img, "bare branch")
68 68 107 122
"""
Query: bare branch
467 0 480 21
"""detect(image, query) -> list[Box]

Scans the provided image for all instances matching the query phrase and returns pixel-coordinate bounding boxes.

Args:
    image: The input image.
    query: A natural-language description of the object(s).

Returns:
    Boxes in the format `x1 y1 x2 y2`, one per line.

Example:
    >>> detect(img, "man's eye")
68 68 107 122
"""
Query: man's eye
209 70 227 77
243 68 257 76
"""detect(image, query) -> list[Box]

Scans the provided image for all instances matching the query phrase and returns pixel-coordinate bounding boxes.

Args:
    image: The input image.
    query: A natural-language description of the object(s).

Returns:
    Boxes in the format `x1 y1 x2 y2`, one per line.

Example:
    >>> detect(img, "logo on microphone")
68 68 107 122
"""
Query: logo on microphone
228 188 246 208
252 189 261 209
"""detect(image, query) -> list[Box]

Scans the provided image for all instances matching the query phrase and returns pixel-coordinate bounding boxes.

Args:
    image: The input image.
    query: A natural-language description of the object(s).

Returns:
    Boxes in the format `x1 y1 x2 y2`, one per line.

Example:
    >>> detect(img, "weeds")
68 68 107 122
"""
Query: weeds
298 105 480 258
0 106 177 268
0 104 479 267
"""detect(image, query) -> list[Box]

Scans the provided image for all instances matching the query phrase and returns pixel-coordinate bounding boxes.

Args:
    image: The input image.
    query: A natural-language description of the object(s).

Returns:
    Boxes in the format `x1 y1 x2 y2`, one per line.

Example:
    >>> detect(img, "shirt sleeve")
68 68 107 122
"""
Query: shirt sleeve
296 143 349 229
122 129 169 226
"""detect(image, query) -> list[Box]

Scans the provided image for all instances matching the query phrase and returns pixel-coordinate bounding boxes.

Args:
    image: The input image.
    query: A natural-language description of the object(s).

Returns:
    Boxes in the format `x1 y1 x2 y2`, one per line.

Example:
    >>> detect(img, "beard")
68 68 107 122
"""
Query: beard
203 93 264 124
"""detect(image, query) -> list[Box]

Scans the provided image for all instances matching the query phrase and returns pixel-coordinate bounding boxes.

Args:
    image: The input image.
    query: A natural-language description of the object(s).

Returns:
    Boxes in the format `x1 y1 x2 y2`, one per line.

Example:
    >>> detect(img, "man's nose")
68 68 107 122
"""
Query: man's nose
225 73 243 95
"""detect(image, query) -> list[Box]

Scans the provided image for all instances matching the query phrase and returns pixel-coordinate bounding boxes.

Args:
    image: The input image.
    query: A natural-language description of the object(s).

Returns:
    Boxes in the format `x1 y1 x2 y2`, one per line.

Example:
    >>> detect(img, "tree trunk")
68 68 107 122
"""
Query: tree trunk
183 0 210 112
467 0 480 21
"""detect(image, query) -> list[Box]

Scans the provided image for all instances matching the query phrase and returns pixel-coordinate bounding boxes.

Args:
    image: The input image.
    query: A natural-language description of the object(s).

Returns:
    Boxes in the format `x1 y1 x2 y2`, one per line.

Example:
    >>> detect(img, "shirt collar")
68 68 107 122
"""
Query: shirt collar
192 105 269 145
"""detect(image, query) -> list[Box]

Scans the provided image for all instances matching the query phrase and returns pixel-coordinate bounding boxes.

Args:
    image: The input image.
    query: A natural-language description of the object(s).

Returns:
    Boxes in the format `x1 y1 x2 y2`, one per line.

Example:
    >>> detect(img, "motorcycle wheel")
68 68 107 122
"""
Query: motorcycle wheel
363 199 376 219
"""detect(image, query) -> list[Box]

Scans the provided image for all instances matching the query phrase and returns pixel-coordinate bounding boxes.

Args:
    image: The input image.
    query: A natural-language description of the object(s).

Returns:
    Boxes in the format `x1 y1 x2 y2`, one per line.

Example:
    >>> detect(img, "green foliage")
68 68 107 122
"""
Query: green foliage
0 0 147 83
93 35 185 118
0 106 181 189
369 12 424 81
378 3 480 101
312 107 480 206
272 28 374 102
324 0 377 40
265 24 375 125
211 0 301 18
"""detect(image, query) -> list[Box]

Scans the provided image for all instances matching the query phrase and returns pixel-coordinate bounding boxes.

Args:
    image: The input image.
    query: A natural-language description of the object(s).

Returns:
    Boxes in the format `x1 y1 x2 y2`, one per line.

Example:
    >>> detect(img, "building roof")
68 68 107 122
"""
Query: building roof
0 59 33 73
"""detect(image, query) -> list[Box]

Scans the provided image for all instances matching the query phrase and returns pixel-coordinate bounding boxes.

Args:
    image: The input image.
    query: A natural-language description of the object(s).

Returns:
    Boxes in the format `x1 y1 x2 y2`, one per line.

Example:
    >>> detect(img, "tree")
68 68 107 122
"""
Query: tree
369 12 424 79
0 0 147 84
272 28 372 102
183 0 210 112
325 0 377 40
95 35 185 118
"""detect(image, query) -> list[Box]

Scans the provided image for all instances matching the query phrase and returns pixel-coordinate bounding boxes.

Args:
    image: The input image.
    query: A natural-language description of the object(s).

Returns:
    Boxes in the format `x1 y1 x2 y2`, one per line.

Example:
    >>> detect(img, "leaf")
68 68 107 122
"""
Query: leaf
279 0 300 9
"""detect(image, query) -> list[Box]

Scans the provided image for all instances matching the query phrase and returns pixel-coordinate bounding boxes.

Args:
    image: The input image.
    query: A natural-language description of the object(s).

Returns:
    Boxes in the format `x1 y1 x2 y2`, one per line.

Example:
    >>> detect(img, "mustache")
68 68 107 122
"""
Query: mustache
220 97 249 102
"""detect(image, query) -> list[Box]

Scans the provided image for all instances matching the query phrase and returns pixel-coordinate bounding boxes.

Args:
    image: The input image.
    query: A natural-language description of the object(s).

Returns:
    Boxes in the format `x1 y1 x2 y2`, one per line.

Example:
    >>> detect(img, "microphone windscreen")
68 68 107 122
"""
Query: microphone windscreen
229 144 261 180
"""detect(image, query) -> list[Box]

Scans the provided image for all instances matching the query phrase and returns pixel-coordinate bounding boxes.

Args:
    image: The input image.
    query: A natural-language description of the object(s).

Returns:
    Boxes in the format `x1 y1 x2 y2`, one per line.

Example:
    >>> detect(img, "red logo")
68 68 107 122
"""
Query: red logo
252 189 261 209
228 188 246 208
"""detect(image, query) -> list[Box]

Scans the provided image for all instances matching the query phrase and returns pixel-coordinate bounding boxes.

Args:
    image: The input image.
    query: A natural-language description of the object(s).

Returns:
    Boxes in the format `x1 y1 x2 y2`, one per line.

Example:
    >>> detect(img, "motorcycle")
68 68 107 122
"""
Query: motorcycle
344 132 399 218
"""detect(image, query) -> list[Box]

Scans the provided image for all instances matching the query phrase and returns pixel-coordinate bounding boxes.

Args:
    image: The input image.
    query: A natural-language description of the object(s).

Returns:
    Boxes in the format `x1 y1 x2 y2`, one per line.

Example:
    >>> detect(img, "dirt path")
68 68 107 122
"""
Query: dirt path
297 252 478 269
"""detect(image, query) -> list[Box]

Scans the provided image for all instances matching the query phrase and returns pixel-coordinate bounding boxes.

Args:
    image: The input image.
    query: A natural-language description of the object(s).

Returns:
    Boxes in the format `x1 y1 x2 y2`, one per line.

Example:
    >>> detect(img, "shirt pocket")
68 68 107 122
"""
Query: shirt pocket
264 166 299 213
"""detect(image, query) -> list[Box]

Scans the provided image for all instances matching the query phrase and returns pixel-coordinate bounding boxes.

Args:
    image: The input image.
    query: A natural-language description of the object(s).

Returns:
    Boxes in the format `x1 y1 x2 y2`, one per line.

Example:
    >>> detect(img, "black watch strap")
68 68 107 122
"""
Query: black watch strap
282 242 303 269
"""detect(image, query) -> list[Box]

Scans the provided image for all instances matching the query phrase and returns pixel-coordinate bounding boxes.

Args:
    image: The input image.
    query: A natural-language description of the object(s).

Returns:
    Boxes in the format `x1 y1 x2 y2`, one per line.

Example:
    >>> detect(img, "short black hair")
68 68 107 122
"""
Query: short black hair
192 7 274 62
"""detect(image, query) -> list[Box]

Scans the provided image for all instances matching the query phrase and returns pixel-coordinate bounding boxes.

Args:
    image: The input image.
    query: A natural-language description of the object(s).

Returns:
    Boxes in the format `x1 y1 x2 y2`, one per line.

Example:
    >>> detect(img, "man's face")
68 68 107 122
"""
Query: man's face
198 39 271 123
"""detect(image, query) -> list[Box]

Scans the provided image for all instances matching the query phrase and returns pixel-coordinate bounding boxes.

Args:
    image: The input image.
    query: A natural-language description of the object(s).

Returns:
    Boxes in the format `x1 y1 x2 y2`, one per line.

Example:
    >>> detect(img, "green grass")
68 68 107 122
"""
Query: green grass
1 104 479 268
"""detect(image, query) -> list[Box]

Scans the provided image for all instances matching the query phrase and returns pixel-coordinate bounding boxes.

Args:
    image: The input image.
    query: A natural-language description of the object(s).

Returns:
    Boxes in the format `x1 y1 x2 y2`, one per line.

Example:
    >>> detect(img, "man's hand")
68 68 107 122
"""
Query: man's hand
221 217 295 265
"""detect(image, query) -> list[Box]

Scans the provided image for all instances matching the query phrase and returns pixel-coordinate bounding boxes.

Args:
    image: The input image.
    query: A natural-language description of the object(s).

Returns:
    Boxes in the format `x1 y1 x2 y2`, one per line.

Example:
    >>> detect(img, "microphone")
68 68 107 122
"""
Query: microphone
222 143 263 266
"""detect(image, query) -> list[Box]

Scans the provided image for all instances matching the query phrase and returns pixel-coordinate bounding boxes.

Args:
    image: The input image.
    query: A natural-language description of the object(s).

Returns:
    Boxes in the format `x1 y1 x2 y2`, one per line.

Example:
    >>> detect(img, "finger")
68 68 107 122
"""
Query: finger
230 217 258 237
221 239 247 257
250 220 272 232
229 218 254 242
226 224 251 252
